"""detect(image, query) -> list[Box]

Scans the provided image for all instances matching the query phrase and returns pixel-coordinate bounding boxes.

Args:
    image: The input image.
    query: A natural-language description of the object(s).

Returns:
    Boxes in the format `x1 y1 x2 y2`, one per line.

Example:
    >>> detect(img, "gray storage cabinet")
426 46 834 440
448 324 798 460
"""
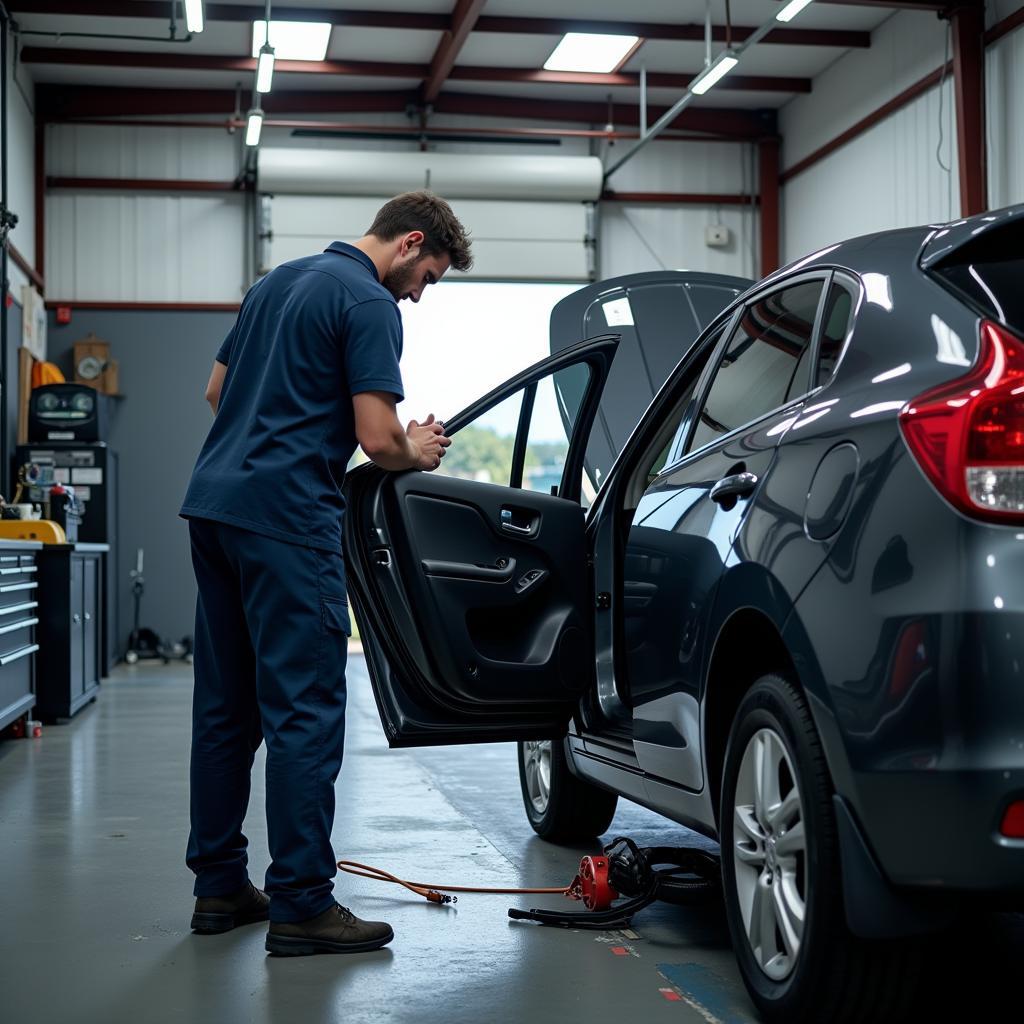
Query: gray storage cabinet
0 542 43 731
35 543 108 720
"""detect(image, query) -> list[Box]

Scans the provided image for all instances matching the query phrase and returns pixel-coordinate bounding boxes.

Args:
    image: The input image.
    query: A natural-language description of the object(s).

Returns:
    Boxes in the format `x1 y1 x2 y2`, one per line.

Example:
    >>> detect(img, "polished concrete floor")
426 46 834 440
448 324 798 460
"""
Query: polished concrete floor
1 656 1021 1024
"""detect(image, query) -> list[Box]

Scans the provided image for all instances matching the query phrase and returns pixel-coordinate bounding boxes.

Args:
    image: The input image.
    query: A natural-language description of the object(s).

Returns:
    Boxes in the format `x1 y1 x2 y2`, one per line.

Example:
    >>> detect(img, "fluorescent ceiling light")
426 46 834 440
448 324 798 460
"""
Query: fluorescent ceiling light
690 54 739 95
183 0 204 34
252 20 332 61
543 33 639 74
256 44 275 93
776 0 815 23
245 108 264 147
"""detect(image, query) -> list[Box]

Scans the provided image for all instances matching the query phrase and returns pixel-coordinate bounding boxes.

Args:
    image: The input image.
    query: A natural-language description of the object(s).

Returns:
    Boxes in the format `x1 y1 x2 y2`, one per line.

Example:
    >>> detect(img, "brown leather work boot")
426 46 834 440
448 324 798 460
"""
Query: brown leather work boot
191 880 270 934
265 904 394 956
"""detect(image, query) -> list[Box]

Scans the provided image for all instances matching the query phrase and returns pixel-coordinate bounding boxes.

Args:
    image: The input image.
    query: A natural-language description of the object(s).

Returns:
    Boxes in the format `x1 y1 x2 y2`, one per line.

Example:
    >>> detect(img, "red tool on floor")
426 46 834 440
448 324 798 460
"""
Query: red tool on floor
339 837 720 929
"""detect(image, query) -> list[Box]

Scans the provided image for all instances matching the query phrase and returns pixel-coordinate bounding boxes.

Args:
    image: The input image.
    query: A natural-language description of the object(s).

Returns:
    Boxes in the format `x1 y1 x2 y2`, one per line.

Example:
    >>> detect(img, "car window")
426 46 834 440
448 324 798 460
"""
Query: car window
437 362 593 498
434 390 524 486
523 365 590 499
686 281 824 455
816 283 854 386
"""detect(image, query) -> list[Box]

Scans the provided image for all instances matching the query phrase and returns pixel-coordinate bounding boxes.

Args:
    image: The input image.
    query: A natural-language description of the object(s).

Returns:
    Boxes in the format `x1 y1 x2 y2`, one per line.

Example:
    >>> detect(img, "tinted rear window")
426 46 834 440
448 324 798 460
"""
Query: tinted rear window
931 224 1024 333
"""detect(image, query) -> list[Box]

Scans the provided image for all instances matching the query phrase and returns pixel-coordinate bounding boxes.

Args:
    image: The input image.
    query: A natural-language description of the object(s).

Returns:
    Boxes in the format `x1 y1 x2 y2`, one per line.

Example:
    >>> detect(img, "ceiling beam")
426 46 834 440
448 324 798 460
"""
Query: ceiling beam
423 0 486 104
21 47 813 94
11 3 871 48
36 84 775 139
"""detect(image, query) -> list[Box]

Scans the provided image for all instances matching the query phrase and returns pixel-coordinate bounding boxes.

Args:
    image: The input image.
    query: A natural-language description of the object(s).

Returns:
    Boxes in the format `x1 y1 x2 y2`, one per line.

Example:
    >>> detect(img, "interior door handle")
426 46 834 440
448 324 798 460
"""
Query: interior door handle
710 472 759 506
421 558 517 583
500 507 538 536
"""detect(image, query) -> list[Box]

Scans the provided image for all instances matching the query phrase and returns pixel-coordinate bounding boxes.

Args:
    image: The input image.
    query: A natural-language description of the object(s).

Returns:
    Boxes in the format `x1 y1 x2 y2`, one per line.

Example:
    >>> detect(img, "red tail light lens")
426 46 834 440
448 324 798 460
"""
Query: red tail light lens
899 320 1024 523
1001 801 1024 839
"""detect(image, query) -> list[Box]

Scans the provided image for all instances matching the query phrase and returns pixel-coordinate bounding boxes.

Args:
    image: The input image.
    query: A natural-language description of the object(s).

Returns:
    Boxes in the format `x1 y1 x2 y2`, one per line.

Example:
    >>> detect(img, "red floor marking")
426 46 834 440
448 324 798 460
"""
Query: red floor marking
611 946 629 956
658 987 683 1002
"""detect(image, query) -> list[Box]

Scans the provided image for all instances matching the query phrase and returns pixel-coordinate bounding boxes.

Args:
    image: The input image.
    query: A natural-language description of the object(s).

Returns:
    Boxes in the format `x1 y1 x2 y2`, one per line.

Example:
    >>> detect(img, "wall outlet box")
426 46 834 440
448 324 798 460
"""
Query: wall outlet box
705 224 731 248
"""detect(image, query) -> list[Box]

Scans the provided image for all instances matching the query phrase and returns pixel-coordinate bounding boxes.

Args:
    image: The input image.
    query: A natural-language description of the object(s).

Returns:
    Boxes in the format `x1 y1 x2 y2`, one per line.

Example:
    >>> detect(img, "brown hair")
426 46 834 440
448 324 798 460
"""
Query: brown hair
367 190 473 272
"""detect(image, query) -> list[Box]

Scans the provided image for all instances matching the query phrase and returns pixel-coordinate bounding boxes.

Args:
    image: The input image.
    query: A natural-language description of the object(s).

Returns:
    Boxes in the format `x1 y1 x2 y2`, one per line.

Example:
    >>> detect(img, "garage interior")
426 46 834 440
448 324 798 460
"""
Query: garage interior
1 1 1023 1021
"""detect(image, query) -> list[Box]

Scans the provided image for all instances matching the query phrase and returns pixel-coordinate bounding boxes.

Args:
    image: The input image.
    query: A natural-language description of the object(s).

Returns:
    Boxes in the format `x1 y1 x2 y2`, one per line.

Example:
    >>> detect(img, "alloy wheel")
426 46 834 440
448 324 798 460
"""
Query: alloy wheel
521 740 552 813
732 727 807 982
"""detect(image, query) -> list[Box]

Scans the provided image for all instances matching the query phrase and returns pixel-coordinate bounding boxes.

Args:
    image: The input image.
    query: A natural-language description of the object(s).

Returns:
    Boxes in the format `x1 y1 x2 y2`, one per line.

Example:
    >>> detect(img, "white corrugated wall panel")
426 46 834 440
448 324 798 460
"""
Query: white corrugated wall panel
781 79 960 264
46 193 246 302
47 124 239 180
4 58 35 268
599 139 758 281
267 196 590 281
599 204 757 281
986 20 1024 209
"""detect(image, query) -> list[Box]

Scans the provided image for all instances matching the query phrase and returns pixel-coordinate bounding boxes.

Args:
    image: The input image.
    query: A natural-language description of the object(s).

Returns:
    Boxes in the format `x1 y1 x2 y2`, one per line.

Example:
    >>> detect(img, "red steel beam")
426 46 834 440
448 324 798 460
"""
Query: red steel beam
10 3 871 48
424 0 486 104
37 85 775 139
985 4 1024 45
6 242 45 294
44 300 242 312
951 3 988 215
759 138 780 276
602 191 757 205
47 177 246 193
21 47 812 95
780 64 947 184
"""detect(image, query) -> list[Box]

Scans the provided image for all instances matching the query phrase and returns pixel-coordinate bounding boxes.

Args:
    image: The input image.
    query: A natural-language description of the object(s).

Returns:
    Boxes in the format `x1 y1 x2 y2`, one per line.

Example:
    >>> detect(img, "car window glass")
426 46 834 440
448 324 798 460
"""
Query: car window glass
435 390 524 486
816 284 854 386
687 281 823 454
525 364 591 501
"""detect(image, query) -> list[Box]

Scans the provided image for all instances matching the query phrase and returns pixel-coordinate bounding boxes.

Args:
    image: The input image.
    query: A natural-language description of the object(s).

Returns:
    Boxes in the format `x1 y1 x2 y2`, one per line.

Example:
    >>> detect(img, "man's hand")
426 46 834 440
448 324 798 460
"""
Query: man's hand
406 414 451 471
354 392 451 472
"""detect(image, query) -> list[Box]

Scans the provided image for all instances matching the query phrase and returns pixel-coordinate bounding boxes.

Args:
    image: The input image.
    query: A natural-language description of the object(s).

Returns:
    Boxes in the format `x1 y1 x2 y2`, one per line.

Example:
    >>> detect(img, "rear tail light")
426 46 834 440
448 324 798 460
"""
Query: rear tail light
1000 800 1024 839
899 320 1024 523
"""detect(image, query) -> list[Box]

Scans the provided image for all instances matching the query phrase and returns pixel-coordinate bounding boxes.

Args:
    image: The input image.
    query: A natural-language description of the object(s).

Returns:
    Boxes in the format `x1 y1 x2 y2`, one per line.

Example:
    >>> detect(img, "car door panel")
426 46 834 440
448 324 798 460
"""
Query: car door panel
344 336 618 747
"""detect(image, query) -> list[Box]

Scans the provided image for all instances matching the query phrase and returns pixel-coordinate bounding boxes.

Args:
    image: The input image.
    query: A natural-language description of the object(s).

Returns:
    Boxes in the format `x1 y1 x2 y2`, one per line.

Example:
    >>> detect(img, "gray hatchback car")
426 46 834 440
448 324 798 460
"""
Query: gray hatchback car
344 204 1024 1022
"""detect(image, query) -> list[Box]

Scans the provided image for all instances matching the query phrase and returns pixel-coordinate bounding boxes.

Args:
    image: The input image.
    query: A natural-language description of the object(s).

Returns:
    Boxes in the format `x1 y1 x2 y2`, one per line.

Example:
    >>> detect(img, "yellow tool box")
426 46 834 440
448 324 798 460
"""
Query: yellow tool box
0 520 67 545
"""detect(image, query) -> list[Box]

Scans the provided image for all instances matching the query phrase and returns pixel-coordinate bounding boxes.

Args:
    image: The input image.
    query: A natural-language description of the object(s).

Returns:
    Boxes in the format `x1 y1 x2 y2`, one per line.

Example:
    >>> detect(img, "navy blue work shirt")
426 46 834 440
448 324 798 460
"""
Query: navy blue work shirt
181 242 404 553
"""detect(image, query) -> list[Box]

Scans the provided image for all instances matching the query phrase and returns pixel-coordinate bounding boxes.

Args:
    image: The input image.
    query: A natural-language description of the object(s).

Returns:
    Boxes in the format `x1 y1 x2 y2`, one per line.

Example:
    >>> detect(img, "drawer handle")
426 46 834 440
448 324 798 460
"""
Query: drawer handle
0 643 39 667
0 566 37 575
0 601 38 618
0 582 37 594
0 617 38 636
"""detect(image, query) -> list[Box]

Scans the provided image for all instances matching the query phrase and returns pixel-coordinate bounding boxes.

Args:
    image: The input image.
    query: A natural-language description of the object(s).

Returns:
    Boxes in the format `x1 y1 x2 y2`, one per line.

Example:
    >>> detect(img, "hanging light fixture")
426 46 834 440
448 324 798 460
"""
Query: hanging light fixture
245 108 265 146
255 0 275 94
183 0 204 34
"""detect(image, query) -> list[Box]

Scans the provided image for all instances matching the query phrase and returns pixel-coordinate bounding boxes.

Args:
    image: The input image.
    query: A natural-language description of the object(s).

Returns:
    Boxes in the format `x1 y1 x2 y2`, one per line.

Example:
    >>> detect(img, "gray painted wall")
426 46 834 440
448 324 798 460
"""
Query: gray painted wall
46 309 235 646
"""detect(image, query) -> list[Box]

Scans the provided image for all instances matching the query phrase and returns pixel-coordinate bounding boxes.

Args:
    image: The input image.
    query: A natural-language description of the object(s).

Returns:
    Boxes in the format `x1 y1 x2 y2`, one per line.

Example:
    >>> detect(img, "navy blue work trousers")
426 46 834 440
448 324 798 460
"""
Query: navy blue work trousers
186 518 351 923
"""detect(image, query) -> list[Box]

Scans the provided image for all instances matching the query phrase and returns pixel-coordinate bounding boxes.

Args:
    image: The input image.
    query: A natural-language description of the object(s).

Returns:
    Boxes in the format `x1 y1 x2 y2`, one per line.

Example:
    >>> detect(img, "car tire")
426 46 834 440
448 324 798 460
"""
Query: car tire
720 673 921 1024
518 738 618 843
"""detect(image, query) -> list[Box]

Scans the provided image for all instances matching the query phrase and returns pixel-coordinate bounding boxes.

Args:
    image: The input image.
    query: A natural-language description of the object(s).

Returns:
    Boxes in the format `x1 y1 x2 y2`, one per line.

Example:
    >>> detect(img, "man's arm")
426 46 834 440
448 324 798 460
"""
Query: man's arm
205 360 227 414
354 391 450 471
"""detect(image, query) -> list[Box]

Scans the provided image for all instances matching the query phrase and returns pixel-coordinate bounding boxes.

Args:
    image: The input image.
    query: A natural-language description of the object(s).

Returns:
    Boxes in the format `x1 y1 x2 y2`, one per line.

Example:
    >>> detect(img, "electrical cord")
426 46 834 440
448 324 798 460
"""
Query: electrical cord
338 859 573 905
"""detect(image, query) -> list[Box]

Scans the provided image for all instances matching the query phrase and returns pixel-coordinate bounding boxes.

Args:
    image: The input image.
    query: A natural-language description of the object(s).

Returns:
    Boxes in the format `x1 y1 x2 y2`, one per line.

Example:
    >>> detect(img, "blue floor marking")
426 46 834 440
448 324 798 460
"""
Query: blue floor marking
656 962 755 1023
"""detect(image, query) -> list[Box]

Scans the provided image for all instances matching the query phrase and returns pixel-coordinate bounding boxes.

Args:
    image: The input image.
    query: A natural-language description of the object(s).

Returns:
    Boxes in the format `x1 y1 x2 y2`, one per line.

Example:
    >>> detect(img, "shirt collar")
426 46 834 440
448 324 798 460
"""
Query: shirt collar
325 241 380 281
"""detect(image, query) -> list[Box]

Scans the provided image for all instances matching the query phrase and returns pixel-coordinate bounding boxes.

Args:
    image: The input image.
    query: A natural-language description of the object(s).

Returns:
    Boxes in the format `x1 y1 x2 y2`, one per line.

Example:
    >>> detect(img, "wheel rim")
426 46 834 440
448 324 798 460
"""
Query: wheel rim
732 727 807 982
522 740 552 814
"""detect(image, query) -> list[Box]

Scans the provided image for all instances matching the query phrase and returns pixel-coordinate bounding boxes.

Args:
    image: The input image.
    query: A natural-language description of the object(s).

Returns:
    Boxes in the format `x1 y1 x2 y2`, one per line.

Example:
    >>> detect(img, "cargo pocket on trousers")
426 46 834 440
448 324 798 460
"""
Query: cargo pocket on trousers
322 598 352 637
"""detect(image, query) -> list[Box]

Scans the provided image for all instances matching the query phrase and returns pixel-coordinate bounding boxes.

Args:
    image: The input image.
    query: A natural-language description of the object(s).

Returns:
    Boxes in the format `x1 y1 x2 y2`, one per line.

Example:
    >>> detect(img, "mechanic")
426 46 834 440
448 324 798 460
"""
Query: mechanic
179 191 473 956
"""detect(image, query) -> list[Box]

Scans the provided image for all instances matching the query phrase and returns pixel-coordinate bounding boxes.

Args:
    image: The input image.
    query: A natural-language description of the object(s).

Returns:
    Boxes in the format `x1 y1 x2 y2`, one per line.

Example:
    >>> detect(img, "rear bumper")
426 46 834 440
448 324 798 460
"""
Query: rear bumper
847 767 1024 894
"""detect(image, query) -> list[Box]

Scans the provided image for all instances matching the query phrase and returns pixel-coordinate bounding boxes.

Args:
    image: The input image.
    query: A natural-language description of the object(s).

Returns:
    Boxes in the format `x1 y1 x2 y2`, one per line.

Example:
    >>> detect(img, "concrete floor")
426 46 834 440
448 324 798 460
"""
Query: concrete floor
1 656 1021 1024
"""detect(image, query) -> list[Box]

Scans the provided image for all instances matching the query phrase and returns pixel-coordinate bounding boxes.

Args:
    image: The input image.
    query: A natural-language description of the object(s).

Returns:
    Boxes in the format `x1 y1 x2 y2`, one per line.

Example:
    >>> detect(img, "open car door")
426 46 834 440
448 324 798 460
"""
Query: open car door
343 336 618 747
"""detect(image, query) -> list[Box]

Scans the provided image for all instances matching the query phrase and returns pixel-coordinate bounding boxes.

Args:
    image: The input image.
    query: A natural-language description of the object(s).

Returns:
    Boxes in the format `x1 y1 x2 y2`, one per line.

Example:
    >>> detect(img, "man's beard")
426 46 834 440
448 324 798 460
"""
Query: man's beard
382 259 419 301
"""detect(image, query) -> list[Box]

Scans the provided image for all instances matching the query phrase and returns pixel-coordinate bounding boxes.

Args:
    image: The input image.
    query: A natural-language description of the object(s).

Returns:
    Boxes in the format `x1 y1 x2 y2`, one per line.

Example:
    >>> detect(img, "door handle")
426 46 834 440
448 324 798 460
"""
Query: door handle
710 471 759 506
500 507 538 537
421 557 517 583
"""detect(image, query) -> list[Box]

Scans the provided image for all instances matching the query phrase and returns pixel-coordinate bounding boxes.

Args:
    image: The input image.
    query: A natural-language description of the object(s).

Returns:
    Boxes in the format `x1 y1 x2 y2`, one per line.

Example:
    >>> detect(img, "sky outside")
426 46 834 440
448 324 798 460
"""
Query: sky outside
395 281 580 441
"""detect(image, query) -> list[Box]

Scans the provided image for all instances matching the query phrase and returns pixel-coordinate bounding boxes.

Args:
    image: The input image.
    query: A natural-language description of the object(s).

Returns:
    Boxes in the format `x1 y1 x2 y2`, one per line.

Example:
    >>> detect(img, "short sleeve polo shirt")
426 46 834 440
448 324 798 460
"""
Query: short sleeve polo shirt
180 242 403 552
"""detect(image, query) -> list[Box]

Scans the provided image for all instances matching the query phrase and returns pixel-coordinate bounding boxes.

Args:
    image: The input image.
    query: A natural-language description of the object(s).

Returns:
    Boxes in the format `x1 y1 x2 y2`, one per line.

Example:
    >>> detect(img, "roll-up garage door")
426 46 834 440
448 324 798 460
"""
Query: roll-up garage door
259 150 600 282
